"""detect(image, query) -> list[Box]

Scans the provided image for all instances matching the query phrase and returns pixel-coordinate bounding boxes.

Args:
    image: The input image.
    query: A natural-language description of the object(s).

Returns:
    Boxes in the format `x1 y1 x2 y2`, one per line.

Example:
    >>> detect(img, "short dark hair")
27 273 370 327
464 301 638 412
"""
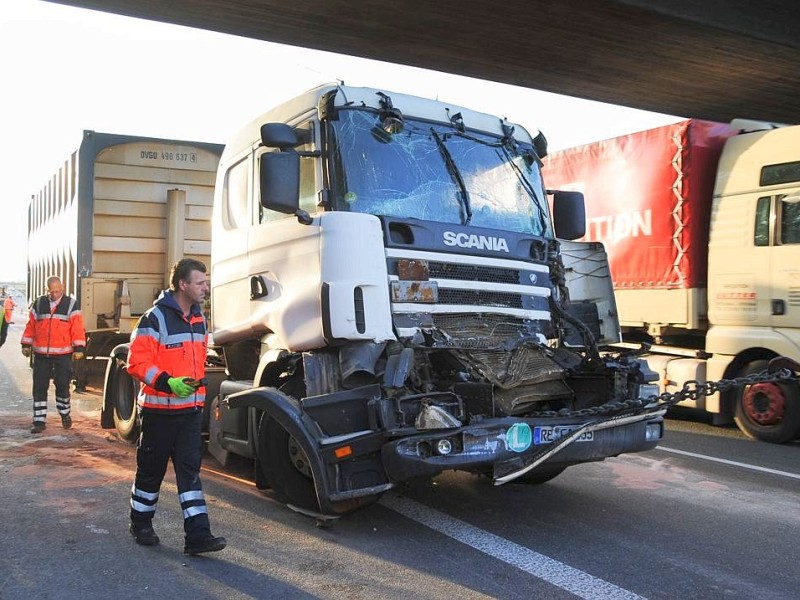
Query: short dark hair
169 258 207 291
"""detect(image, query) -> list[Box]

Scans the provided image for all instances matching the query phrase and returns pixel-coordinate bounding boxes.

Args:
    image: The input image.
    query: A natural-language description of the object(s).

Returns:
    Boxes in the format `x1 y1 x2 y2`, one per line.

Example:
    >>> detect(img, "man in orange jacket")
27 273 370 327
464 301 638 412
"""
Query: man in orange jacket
127 258 226 556
0 293 16 348
21 276 86 433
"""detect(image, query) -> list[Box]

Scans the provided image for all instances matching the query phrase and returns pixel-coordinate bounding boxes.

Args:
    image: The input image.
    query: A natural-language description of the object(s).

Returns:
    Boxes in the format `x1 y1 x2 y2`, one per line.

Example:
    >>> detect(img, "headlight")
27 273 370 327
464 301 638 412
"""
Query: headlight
436 439 453 455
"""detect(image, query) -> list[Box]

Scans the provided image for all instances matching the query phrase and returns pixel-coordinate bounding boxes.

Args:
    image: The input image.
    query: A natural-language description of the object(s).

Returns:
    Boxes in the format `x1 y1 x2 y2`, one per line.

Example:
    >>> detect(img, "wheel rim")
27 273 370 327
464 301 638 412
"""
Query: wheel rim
287 436 313 478
743 382 785 425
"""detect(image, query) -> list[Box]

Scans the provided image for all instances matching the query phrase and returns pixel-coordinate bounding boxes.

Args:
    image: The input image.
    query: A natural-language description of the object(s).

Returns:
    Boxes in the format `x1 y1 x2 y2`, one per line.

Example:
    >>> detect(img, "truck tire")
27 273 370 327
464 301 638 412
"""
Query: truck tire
109 361 140 442
733 360 800 443
258 414 320 512
256 417 383 515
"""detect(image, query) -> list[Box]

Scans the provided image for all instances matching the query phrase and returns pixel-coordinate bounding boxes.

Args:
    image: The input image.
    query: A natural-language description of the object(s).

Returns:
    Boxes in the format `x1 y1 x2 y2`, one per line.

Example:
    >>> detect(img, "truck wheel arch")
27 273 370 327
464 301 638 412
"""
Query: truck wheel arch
226 388 332 511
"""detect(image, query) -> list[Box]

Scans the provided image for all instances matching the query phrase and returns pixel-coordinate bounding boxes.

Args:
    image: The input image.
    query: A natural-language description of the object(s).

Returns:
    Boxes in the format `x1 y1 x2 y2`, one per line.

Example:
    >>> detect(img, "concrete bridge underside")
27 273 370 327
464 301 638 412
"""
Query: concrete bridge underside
49 0 800 123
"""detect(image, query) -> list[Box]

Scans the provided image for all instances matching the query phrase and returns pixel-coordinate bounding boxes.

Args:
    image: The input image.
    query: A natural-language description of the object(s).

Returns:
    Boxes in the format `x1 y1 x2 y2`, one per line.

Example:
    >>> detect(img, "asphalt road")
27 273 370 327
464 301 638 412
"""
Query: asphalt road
1 322 798 600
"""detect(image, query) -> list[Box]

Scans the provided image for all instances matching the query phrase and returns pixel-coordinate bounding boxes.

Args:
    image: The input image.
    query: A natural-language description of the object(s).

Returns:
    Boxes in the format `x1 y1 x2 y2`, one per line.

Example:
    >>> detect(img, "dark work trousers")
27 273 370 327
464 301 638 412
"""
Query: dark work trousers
0 318 8 348
31 353 73 424
129 410 212 541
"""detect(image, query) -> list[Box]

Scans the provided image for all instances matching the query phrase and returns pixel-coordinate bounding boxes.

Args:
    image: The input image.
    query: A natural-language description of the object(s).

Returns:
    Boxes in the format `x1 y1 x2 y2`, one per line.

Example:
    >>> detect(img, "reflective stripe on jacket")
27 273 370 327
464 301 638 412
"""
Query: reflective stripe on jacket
21 295 86 355
127 290 208 413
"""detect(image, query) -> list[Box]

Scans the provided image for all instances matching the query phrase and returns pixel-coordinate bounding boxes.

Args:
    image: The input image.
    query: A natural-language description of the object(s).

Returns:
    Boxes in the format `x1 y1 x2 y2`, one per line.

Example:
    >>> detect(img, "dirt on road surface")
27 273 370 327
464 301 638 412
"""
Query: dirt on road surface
0 407 136 511
0 317 135 502
0 324 152 599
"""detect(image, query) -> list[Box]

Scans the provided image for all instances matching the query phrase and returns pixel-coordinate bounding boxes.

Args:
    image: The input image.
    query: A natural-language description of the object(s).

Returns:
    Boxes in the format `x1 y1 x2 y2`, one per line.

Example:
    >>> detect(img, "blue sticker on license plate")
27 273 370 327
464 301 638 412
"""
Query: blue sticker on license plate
534 425 594 445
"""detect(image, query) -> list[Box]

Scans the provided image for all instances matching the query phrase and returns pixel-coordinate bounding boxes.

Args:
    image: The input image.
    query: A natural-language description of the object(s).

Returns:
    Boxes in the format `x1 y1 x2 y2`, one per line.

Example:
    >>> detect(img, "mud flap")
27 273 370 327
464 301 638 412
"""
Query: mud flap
207 436 229 467
207 398 229 467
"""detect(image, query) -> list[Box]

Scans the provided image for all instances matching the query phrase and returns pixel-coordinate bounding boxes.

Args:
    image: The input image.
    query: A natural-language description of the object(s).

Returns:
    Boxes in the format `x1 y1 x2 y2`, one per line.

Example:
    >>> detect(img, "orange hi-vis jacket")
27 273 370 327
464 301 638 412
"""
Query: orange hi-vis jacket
3 295 15 323
22 295 86 355
127 290 208 413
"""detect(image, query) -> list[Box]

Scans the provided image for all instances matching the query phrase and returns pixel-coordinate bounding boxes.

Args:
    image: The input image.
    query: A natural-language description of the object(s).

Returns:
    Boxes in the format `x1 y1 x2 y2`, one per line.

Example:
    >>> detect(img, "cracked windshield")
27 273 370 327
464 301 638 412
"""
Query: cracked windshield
330 110 551 236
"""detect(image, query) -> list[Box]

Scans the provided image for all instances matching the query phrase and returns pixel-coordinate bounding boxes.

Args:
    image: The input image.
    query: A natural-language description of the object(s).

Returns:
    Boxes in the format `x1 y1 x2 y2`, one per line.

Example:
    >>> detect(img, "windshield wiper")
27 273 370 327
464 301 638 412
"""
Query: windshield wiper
431 128 472 225
500 145 548 234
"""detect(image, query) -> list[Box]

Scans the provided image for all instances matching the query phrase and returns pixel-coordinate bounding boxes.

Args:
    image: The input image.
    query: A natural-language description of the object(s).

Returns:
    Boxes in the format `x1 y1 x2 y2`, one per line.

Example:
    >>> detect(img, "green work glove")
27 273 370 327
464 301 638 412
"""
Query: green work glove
167 376 196 398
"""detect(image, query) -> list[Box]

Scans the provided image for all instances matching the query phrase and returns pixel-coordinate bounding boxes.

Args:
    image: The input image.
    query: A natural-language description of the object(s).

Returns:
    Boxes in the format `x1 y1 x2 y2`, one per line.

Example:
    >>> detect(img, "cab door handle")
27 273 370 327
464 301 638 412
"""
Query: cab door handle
250 276 268 300
772 299 786 315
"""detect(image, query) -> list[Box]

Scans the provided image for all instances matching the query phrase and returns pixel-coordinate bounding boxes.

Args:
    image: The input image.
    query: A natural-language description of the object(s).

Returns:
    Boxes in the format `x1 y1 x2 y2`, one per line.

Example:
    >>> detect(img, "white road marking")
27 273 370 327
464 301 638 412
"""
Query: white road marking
656 446 800 480
380 494 644 600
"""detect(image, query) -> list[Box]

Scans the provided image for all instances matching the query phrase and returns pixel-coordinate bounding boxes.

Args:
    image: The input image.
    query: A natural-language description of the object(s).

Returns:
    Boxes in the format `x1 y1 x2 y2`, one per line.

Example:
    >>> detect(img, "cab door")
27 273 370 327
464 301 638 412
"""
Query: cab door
707 192 771 329
769 190 800 353
246 120 326 351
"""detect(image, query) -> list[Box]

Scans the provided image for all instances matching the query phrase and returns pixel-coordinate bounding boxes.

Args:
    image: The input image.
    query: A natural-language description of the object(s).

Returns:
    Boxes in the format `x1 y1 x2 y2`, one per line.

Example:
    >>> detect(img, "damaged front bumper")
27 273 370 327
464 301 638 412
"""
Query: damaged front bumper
381 408 665 485
225 386 664 514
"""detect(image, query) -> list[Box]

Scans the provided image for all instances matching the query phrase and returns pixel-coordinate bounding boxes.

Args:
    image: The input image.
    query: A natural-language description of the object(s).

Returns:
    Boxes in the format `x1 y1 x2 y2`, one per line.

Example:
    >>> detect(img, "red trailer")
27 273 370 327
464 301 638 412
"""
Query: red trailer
544 120 737 334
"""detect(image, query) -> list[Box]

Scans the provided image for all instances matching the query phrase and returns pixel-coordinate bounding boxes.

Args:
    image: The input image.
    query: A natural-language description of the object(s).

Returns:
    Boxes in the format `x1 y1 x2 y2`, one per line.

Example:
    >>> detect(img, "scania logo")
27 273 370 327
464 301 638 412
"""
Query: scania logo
443 231 510 253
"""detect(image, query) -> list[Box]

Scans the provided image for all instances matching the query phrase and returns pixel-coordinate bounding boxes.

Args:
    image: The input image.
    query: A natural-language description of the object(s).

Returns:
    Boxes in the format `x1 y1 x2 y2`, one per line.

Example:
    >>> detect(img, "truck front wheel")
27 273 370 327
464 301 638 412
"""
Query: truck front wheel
256 413 385 515
257 414 320 512
733 360 800 443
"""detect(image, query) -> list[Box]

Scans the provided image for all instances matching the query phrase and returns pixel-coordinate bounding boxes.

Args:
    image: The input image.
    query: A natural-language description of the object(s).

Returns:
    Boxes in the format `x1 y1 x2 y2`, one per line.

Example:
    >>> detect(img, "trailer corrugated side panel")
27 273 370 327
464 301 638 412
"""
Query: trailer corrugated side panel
27 149 80 302
543 120 733 290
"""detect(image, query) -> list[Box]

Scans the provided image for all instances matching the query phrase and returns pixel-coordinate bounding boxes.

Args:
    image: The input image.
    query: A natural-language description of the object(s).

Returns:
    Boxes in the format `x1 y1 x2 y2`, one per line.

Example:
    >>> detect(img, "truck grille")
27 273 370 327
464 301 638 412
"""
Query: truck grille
388 249 552 343
428 261 520 285
432 314 536 348
437 289 524 309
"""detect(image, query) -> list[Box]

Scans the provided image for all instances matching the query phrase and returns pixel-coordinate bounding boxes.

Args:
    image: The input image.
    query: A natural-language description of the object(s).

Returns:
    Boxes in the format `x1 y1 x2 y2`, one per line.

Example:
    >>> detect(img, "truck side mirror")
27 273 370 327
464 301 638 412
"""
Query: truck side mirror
259 123 300 214
261 123 298 148
259 152 300 214
552 190 586 240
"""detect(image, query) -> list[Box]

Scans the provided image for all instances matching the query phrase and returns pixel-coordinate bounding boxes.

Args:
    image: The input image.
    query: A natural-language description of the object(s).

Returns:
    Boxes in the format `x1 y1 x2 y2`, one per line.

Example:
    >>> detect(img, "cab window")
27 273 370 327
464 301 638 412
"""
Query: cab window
222 156 250 229
779 193 800 245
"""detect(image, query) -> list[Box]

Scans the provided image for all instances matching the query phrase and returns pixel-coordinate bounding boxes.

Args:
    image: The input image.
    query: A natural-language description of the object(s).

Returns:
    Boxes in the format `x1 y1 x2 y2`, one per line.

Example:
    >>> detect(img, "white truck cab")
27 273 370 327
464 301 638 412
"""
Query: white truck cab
204 84 664 515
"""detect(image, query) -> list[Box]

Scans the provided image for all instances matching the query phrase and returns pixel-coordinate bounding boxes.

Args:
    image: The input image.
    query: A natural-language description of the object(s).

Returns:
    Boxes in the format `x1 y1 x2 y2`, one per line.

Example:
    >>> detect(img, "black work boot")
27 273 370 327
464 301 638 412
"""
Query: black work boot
129 523 160 546
31 422 46 434
184 534 227 555
61 414 72 429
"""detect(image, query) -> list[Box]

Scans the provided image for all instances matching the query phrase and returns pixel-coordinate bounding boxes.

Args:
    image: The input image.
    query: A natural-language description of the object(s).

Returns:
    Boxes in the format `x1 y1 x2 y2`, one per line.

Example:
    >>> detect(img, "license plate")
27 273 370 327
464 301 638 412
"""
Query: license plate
534 425 594 445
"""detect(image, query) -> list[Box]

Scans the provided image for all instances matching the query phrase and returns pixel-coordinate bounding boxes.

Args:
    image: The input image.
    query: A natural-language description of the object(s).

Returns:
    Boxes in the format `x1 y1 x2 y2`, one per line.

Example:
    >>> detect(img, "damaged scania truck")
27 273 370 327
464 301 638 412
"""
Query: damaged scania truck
103 84 665 516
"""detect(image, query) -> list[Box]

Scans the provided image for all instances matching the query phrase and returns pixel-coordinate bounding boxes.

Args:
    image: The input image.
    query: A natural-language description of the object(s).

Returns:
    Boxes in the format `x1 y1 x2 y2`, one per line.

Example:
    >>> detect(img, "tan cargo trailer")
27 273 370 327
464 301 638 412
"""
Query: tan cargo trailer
27 130 223 385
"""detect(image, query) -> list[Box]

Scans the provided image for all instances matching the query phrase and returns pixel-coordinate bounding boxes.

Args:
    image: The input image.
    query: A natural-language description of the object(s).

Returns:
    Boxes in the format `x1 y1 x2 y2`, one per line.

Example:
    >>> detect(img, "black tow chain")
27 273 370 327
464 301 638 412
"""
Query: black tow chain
528 368 798 419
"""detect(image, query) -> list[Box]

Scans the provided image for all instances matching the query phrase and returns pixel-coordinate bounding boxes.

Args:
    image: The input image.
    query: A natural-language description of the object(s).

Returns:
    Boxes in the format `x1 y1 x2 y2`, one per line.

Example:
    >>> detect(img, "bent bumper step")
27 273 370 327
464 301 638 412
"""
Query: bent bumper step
492 408 667 485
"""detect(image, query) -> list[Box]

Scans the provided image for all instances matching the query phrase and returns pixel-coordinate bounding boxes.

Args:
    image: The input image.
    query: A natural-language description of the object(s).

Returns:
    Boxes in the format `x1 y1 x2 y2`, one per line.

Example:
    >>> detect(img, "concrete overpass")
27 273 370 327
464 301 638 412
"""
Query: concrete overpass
48 0 800 123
